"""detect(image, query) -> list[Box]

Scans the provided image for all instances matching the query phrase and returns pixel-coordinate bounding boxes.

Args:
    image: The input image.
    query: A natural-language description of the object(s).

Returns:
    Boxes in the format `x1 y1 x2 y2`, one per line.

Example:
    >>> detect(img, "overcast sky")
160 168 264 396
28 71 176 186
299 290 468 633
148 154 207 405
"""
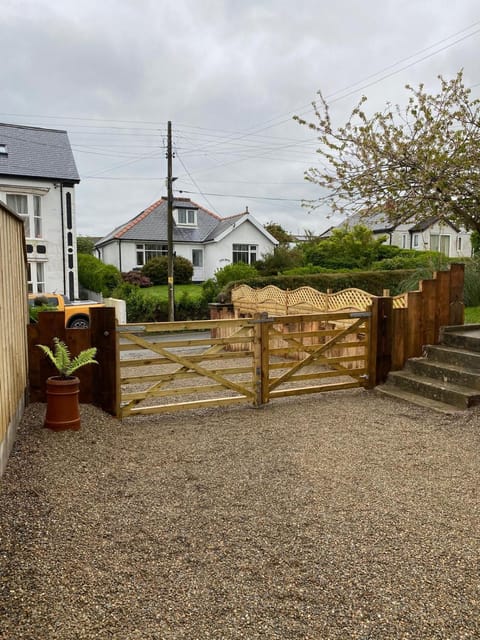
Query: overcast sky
2 0 480 238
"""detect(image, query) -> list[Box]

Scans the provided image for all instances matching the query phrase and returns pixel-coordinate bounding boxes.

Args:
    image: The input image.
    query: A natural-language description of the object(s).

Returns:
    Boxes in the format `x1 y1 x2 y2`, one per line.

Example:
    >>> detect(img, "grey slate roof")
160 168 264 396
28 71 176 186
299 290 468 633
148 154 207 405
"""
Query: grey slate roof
204 213 246 241
0 123 80 182
96 198 222 246
320 212 397 237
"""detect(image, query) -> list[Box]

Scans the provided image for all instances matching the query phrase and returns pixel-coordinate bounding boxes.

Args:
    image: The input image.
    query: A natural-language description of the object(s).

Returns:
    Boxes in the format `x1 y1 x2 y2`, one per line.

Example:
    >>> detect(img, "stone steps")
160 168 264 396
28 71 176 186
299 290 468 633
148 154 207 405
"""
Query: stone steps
376 325 480 412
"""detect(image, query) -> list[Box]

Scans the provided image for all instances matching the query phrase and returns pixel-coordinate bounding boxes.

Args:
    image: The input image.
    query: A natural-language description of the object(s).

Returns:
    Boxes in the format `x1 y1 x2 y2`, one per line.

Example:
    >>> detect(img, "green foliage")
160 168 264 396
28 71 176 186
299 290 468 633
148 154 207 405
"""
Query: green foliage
141 256 193 285
37 338 97 379
463 258 480 307
263 222 293 245
201 278 221 303
214 262 259 289
222 269 417 297
372 250 449 271
111 282 209 322
255 246 303 276
301 225 388 270
76 236 96 255
465 306 480 323
471 231 480 255
78 254 122 296
397 254 454 293
296 70 480 233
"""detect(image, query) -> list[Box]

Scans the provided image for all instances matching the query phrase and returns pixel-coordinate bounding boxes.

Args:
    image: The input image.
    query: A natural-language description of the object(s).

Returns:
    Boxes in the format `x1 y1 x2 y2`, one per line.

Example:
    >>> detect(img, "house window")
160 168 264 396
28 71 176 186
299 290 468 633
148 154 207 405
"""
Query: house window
192 249 203 268
136 243 168 266
457 237 462 252
412 234 419 248
177 208 196 226
402 234 407 249
27 261 45 294
430 234 450 256
232 244 257 264
0 144 7 155
6 193 42 238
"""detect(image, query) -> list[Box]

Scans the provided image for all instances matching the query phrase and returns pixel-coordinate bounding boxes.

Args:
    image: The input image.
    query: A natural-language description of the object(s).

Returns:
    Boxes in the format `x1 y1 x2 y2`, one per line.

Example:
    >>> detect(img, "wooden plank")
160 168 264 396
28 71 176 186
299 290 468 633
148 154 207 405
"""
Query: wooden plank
391 307 407 370
405 291 422 358
122 395 248 417
121 364 254 384
449 263 465 325
122 383 228 402
420 279 437 346
119 350 253 368
270 380 361 398
90 307 118 415
122 333 255 398
118 334 253 351
118 318 248 332
435 270 451 335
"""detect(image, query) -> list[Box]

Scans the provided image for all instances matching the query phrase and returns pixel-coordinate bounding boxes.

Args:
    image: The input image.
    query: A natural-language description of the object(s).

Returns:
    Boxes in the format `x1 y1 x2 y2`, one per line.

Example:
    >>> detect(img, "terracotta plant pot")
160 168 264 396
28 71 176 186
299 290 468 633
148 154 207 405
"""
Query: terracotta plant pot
44 376 81 431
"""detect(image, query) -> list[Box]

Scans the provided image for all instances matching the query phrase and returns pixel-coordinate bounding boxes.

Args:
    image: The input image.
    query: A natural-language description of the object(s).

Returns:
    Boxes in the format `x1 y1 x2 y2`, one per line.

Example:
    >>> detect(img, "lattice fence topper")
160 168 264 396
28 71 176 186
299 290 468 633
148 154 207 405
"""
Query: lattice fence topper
231 284 407 315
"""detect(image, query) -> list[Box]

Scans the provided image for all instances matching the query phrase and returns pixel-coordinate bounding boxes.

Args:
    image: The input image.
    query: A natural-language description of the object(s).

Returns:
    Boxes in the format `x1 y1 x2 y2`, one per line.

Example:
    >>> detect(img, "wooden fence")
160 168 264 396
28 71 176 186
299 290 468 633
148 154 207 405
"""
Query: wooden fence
27 264 465 417
28 307 118 415
0 203 28 477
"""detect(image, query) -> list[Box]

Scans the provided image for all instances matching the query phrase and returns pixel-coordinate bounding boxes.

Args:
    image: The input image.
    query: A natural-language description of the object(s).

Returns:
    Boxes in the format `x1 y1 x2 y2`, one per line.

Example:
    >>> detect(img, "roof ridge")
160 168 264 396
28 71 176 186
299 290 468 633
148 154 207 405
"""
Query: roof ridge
0 122 68 134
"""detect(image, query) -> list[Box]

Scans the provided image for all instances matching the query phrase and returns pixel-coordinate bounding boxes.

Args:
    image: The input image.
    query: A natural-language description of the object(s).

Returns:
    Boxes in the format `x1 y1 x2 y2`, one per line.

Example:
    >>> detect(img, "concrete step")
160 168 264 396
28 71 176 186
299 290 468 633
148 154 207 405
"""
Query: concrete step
441 325 480 352
385 370 480 409
375 384 464 414
424 344 480 370
405 357 480 390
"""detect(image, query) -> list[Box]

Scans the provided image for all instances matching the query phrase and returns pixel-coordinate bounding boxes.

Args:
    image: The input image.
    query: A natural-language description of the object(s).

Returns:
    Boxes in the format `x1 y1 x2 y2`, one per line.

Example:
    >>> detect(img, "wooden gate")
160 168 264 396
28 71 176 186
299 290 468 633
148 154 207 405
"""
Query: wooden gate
117 311 371 417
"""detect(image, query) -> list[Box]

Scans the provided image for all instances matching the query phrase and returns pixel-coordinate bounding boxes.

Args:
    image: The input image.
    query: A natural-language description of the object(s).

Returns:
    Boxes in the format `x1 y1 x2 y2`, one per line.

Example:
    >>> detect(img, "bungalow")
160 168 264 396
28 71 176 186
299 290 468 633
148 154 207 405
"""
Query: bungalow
95 197 278 281
0 123 80 297
321 212 472 258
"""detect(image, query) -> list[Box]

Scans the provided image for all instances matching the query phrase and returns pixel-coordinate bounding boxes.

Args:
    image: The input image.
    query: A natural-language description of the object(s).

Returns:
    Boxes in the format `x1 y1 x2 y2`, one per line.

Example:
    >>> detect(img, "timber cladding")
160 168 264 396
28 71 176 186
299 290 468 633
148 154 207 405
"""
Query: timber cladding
0 203 28 477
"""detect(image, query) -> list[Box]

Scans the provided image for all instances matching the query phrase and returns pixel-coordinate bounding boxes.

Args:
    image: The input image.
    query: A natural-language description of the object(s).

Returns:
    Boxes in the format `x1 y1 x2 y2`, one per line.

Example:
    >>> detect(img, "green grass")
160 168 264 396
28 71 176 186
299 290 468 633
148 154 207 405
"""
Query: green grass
465 307 480 324
139 284 204 301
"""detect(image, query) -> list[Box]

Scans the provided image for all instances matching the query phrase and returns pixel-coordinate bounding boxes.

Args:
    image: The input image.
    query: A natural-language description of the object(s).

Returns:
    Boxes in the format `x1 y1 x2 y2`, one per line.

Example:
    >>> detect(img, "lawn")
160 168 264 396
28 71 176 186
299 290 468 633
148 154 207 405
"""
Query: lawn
465 306 480 324
139 283 204 301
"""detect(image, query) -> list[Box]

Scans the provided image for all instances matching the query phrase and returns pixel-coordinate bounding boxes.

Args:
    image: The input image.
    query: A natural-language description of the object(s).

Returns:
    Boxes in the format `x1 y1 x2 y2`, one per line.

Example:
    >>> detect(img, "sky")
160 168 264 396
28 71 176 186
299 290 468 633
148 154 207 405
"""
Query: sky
2 0 480 238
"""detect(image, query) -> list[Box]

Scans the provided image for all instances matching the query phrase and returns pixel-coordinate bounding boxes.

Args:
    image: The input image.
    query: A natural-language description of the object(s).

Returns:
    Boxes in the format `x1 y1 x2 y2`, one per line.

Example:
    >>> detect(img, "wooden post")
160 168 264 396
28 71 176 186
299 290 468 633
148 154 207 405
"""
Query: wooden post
435 270 450 338
420 279 437 346
368 297 393 386
252 313 270 406
449 263 465 326
405 291 423 359
391 307 407 370
90 307 118 415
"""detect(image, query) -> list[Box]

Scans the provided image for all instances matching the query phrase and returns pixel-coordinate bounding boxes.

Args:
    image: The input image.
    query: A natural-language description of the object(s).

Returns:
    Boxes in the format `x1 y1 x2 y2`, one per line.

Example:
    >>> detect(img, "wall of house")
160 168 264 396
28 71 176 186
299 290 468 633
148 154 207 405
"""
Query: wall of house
204 221 277 279
0 202 28 478
0 178 79 296
382 221 471 258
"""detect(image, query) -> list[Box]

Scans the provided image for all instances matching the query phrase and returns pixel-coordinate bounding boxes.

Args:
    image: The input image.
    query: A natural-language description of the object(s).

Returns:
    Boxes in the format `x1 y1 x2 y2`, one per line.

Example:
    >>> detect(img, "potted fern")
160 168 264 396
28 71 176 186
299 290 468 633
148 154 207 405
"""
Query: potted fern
37 338 98 431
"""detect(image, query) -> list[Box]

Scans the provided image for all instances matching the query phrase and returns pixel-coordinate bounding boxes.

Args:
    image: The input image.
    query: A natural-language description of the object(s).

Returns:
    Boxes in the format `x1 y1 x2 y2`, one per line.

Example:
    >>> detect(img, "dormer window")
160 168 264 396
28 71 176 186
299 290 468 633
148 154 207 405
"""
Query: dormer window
176 208 197 226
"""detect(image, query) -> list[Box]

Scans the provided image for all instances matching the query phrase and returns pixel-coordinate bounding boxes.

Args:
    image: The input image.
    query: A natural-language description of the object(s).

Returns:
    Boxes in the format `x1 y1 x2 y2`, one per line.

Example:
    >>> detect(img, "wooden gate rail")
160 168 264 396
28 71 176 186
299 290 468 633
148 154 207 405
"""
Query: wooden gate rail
116 311 372 417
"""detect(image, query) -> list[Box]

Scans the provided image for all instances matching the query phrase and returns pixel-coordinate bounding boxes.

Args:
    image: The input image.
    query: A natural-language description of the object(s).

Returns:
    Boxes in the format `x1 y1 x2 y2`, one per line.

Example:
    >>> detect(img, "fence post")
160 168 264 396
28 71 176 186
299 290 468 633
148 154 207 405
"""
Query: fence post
449 263 465 326
252 313 270 406
367 297 393 387
90 307 118 416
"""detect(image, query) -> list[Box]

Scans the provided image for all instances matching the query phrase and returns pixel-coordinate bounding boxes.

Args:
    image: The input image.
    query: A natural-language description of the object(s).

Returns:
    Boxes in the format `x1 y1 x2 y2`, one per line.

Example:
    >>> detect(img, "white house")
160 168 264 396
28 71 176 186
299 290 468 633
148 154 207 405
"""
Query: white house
95 197 278 281
0 123 80 297
321 212 472 258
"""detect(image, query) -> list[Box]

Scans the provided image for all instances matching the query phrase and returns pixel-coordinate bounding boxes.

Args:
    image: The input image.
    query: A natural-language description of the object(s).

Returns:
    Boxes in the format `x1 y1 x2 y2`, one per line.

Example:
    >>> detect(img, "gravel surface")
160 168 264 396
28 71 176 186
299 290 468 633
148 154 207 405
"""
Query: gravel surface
1 390 480 639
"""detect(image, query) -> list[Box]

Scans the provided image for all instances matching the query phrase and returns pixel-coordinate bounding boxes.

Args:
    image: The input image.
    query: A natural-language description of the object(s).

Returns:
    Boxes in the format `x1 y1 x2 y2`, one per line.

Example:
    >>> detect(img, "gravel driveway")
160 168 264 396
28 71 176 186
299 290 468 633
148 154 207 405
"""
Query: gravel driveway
1 390 480 639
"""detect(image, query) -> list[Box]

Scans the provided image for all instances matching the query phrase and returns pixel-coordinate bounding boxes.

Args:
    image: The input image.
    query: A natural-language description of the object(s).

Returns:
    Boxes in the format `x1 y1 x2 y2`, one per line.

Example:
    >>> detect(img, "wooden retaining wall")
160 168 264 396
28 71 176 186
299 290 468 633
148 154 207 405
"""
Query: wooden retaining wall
28 307 118 415
0 203 28 477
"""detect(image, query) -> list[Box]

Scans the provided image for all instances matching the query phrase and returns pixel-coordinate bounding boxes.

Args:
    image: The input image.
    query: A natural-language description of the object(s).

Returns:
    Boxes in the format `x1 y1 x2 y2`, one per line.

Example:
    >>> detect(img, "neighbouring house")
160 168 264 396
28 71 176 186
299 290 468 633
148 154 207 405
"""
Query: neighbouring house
95 198 279 281
0 123 80 297
320 212 472 258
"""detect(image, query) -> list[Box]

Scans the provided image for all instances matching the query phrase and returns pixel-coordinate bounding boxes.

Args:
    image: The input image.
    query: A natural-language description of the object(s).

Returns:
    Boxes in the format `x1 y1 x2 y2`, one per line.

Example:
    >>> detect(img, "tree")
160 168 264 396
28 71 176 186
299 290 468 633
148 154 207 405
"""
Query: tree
264 221 293 245
77 236 96 255
302 224 387 270
295 71 480 232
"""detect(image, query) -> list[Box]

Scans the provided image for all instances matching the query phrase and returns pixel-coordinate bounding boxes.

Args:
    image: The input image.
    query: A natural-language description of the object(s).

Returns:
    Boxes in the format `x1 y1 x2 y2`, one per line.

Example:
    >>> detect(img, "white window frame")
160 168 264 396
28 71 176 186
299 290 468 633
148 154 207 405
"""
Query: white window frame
177 208 197 226
413 234 419 248
192 248 203 267
136 243 168 266
401 234 407 249
27 261 46 294
232 243 257 265
430 234 450 256
6 193 42 238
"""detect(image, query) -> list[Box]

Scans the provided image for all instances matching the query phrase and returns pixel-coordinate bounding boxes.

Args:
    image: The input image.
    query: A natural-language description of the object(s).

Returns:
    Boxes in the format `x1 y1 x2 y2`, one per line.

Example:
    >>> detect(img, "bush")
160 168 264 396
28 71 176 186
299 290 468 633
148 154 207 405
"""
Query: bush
214 263 259 289
255 246 303 276
122 271 152 287
372 250 449 271
463 258 480 307
111 282 210 322
78 254 122 296
141 256 193 285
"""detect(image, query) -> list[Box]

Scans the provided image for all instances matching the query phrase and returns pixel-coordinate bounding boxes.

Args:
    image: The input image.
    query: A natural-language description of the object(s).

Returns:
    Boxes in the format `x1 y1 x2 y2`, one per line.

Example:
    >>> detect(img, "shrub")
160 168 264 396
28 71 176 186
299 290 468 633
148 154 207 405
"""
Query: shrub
372 250 449 271
214 263 259 289
122 271 152 287
463 258 480 307
78 254 122 296
141 256 193 285
255 246 303 275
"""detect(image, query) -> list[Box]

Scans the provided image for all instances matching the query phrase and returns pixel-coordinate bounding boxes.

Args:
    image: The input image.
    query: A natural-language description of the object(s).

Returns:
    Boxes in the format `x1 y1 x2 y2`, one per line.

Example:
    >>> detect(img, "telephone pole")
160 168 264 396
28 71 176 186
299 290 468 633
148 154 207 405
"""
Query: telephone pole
167 121 175 322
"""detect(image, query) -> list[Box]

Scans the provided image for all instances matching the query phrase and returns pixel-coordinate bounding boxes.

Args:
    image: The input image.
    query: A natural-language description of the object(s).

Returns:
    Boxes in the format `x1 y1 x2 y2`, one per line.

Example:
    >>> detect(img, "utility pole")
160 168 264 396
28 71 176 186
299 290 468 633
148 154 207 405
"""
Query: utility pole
167 121 175 322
